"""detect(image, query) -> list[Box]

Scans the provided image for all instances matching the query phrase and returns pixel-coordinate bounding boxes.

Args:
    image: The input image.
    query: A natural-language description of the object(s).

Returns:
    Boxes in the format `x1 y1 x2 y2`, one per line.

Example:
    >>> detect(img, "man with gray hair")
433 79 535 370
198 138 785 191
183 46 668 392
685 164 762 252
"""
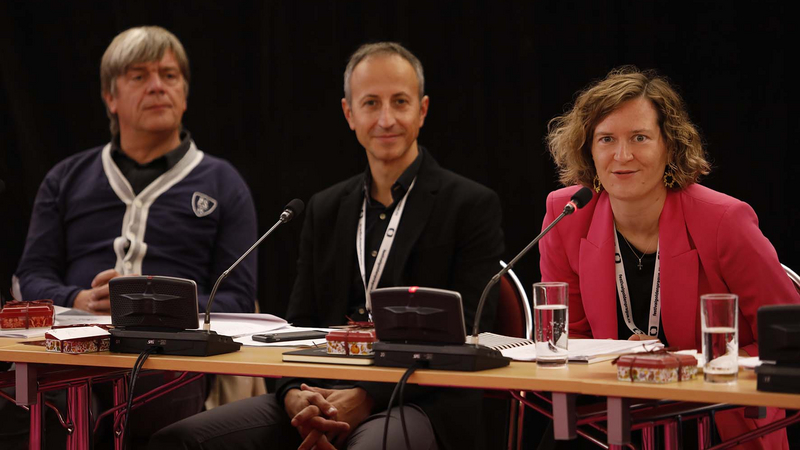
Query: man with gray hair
11 25 257 446
151 41 503 450
16 25 256 314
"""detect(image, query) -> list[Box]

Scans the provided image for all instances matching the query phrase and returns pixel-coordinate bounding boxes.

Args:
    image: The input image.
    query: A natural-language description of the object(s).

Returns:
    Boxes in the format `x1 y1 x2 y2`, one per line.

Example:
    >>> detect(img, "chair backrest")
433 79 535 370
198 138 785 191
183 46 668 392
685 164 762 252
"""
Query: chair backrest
782 264 800 295
494 261 533 339
11 275 22 301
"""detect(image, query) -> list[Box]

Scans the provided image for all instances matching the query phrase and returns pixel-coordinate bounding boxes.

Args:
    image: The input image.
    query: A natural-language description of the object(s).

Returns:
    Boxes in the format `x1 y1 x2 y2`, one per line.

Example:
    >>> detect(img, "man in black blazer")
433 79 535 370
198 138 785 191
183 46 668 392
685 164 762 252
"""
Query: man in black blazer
150 42 503 450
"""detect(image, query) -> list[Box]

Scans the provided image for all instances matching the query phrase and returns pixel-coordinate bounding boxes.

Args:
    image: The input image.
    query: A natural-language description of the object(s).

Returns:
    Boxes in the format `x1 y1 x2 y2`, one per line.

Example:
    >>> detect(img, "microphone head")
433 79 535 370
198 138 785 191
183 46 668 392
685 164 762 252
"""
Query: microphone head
285 198 305 216
279 198 305 223
570 186 593 210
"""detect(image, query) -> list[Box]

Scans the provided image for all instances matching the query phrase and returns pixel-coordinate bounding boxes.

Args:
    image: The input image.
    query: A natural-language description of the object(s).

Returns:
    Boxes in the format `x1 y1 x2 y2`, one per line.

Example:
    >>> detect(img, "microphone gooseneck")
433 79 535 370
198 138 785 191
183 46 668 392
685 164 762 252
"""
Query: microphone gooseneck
467 187 593 343
203 199 305 331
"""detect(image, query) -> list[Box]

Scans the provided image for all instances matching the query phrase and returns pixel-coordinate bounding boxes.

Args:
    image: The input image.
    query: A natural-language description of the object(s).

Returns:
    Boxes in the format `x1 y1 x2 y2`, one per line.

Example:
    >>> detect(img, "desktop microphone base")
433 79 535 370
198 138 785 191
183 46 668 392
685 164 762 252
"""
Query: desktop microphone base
756 364 800 394
374 341 510 371
110 329 242 356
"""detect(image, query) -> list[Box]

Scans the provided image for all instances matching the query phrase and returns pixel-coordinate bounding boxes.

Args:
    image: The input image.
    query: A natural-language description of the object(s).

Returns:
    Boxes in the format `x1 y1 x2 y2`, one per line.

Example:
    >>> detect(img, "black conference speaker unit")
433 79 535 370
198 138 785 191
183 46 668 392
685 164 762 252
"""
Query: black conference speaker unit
109 275 241 356
755 304 800 394
371 287 510 371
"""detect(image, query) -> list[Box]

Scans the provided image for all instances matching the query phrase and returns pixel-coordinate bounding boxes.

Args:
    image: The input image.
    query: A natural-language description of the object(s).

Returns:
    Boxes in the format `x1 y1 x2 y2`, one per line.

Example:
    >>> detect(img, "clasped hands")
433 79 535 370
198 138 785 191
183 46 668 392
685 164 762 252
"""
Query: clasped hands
284 384 374 450
627 332 750 356
73 269 135 314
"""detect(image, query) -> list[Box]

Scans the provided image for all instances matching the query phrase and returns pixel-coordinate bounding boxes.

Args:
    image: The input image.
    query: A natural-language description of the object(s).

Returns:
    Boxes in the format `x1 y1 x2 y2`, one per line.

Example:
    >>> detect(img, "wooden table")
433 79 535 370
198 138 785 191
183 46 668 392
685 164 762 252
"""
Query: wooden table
2 340 799 449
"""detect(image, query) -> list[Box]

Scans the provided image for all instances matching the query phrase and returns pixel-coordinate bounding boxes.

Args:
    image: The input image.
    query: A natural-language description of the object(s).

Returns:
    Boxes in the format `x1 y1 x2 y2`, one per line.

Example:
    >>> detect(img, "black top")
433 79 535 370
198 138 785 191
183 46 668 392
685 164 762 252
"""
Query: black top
111 130 191 195
614 231 669 346
347 150 424 320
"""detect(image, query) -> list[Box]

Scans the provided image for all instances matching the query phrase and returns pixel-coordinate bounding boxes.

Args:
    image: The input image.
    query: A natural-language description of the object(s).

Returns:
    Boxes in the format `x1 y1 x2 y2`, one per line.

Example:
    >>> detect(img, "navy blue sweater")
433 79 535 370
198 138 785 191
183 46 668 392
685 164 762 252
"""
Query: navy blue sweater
16 142 257 313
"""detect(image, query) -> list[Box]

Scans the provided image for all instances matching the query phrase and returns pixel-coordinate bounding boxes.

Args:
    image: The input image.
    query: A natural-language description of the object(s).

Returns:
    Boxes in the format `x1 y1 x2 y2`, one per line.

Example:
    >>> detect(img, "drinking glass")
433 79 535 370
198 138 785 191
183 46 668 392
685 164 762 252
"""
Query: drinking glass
701 293 739 383
533 282 569 367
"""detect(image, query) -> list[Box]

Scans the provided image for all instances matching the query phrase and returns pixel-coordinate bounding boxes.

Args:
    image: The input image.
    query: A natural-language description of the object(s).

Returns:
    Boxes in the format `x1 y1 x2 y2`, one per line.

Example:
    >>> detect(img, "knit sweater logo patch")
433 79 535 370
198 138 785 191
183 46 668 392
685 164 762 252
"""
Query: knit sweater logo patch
192 192 218 217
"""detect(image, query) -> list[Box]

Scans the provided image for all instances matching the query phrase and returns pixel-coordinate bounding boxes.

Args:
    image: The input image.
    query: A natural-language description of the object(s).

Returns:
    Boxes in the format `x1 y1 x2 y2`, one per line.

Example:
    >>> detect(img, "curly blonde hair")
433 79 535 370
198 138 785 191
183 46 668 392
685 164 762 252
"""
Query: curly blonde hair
546 66 710 189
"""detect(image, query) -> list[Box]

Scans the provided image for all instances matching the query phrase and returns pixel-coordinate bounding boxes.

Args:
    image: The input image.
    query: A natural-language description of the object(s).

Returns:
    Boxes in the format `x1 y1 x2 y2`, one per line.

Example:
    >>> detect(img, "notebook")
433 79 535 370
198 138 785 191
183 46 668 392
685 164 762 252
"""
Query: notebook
282 347 375 366
478 332 658 364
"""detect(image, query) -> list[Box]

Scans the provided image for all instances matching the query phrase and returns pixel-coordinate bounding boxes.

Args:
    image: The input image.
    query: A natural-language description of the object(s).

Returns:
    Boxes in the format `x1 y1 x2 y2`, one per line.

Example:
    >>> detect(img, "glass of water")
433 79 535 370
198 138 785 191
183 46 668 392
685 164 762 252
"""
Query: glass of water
701 293 739 383
533 282 569 367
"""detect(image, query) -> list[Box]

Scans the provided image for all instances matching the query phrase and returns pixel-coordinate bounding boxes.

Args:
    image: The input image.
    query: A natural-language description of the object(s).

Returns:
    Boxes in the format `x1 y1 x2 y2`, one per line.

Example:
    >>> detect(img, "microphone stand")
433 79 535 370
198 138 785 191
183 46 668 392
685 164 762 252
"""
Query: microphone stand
467 207 574 345
111 201 303 357
203 211 294 331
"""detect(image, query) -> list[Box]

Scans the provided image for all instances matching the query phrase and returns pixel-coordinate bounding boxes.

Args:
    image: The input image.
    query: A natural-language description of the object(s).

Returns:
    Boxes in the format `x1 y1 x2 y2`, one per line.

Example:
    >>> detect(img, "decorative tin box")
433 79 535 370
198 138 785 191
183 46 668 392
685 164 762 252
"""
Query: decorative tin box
45 326 111 354
616 352 698 383
326 329 376 356
0 300 54 330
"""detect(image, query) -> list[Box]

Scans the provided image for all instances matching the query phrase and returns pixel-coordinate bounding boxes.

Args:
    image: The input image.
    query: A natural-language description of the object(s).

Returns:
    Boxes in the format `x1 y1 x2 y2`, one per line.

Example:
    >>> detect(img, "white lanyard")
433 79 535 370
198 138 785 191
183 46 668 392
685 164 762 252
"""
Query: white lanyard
356 178 416 313
613 228 662 337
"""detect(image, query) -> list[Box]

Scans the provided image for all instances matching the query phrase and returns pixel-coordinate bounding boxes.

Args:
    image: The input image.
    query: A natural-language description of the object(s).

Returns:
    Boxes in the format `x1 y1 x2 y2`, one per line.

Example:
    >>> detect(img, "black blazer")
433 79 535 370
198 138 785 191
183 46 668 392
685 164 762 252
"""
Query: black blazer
281 150 505 450
287 150 504 332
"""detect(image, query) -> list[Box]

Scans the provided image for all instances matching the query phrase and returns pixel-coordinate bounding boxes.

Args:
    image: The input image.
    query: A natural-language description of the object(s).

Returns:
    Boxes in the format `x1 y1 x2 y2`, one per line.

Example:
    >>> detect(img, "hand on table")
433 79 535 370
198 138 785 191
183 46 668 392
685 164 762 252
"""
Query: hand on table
628 333 658 342
72 269 131 314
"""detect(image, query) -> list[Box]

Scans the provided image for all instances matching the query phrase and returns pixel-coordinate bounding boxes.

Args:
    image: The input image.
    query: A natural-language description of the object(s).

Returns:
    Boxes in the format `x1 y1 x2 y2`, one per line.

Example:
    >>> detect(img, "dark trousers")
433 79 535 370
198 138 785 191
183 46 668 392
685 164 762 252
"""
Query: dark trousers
95 372 207 449
0 388 67 450
149 393 438 450
1 366 205 449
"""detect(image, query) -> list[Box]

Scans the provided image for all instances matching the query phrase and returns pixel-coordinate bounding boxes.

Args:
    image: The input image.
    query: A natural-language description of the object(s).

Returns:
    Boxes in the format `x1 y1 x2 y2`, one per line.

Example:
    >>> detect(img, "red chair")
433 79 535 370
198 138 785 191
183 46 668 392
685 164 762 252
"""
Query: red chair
490 261 532 450
495 261 533 340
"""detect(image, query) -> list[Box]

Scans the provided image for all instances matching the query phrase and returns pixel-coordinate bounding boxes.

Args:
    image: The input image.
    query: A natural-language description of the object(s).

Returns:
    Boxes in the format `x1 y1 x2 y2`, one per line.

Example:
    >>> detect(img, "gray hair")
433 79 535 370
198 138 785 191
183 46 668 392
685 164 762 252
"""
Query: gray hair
100 26 190 136
343 42 425 105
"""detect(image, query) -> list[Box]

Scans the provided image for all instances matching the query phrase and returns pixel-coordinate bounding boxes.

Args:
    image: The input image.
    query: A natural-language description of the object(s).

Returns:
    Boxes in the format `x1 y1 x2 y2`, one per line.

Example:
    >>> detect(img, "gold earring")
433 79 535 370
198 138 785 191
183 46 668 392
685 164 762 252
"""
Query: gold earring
663 166 677 188
593 175 603 193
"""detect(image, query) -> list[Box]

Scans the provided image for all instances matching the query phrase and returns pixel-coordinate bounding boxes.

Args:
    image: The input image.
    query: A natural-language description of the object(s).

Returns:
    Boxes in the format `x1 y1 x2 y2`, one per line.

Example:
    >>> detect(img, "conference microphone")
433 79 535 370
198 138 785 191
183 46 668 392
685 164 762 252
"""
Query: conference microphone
467 186 593 344
202 198 304 331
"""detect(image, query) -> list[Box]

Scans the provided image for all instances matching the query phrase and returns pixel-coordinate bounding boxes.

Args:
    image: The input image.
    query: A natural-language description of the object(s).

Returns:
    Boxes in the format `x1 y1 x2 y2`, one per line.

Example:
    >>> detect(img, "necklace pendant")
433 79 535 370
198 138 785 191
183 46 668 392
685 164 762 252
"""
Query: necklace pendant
637 260 643 270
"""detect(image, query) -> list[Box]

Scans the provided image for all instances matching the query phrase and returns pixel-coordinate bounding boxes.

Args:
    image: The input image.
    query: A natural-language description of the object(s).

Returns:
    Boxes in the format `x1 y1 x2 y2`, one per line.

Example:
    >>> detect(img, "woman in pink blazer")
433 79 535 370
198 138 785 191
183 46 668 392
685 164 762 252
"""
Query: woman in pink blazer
540 66 799 449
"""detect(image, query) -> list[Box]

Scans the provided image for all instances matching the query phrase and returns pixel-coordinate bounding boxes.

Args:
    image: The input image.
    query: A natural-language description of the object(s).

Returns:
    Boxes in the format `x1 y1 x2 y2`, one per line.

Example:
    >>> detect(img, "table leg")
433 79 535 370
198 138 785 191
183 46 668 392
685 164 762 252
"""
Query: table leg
552 392 576 440
514 392 525 450
744 406 766 419
15 362 37 406
66 383 90 450
28 391 43 450
607 397 631 445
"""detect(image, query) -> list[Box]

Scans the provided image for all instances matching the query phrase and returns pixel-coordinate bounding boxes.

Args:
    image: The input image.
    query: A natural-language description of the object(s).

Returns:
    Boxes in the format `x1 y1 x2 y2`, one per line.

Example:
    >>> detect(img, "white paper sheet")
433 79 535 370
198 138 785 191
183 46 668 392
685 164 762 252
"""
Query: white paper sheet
54 314 112 326
4 307 289 339
0 328 50 338
193 313 289 337
46 326 110 340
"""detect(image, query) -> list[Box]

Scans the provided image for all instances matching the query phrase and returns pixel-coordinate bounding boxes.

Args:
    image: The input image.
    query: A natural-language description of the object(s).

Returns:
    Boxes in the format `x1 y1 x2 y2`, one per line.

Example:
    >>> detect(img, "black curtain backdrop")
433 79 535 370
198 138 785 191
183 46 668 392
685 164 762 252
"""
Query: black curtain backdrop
1 1 797 319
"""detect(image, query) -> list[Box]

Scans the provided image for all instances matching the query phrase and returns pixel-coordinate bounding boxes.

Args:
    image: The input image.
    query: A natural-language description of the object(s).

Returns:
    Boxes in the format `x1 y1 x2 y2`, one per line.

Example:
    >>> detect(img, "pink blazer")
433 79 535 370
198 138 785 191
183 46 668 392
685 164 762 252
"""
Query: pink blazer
539 184 799 354
539 184 798 449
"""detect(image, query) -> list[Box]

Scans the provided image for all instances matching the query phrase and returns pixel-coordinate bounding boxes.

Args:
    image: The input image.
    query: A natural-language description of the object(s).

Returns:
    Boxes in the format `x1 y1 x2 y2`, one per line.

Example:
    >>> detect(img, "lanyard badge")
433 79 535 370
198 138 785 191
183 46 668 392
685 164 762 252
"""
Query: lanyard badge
613 228 662 337
356 178 417 313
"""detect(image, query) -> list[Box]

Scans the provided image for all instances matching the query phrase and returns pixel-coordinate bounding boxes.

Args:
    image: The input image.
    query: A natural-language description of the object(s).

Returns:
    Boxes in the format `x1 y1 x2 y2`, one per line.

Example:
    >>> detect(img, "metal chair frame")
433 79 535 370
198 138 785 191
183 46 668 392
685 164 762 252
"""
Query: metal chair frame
499 260 533 340
495 260 532 450
782 264 800 293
